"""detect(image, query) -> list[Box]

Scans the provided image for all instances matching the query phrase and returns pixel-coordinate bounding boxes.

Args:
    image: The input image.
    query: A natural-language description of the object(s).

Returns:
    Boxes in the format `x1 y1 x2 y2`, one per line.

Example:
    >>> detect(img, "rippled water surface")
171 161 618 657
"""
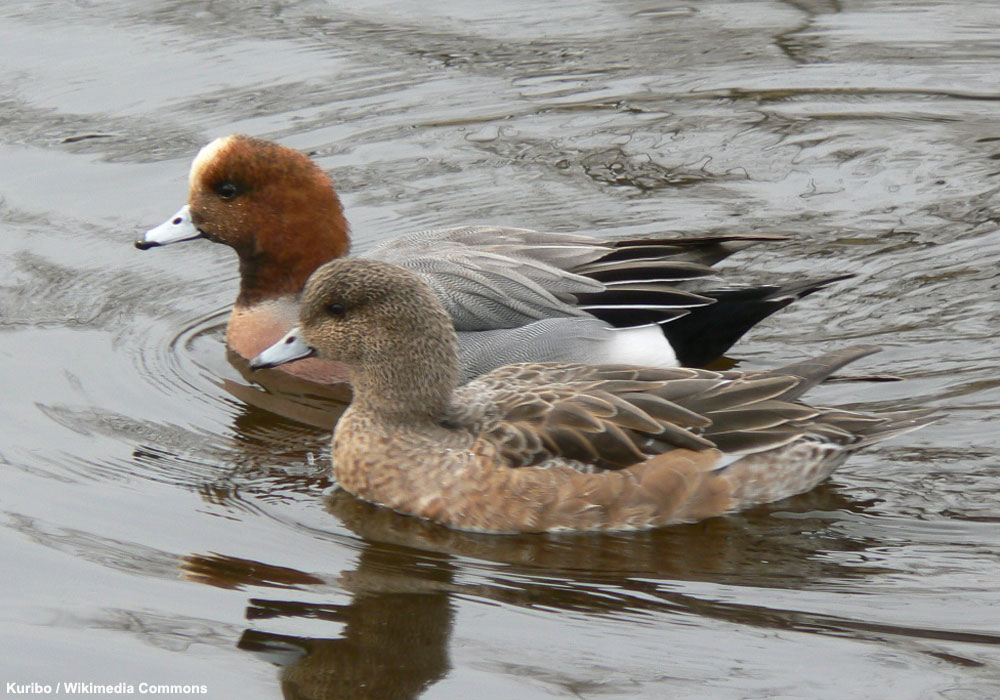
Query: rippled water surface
2 1 999 698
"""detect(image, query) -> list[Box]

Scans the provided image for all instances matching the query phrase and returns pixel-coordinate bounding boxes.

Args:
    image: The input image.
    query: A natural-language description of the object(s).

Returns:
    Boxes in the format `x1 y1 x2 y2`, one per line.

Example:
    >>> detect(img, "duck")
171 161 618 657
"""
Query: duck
136 134 850 384
249 257 936 533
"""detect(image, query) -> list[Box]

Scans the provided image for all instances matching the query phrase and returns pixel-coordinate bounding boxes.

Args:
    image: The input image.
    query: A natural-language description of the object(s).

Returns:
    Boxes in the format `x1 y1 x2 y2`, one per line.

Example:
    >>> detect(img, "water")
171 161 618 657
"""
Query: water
2 1 999 698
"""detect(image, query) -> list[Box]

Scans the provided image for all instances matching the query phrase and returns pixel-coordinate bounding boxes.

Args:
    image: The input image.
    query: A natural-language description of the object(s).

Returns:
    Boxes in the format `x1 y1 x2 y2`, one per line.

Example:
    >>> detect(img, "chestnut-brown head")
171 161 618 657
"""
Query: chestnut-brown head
188 135 350 305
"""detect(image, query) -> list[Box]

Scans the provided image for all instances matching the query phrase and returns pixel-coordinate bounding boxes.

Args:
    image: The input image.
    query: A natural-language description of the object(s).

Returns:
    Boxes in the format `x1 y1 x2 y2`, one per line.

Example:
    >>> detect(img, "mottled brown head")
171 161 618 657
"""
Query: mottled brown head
298 258 460 416
187 135 350 306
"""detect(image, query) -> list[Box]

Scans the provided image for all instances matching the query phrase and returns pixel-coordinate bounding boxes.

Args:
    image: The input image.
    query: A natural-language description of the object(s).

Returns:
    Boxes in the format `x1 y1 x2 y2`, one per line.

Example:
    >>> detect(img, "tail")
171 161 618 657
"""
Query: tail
712 346 939 510
850 408 941 448
729 345 942 443
573 235 851 368
658 274 854 367
715 406 939 511
757 344 883 401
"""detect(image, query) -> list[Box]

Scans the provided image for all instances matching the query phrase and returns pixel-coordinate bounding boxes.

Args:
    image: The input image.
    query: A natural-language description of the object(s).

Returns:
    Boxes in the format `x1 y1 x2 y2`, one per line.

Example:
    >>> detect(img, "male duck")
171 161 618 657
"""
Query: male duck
136 135 848 384
250 258 935 533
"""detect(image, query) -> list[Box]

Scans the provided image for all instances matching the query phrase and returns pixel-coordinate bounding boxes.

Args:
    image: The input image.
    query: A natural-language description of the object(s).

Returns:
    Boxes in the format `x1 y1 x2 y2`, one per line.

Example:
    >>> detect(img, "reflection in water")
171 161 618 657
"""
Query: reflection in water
179 483 910 700
321 486 887 587
184 545 454 700
225 348 351 431
245 555 453 700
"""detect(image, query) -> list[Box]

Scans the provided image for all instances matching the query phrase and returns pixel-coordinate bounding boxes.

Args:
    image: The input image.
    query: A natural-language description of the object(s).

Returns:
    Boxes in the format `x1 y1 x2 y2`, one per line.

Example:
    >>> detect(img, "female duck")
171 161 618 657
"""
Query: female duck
251 258 934 533
137 135 848 383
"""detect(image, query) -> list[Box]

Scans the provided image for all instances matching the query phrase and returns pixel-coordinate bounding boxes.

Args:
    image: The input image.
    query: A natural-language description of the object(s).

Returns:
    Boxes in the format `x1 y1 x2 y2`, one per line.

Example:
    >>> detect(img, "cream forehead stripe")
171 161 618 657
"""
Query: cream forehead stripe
189 135 233 186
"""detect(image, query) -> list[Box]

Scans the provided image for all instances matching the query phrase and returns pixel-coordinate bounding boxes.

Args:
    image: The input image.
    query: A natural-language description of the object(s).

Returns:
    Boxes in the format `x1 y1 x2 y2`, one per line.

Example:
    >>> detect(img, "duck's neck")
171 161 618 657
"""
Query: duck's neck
237 252 321 308
236 190 349 308
348 334 460 426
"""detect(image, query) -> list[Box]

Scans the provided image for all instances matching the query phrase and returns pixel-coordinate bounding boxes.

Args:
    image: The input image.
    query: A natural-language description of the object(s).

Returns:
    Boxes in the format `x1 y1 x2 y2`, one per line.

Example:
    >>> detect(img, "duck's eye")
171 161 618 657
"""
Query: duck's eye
325 303 347 317
215 181 240 200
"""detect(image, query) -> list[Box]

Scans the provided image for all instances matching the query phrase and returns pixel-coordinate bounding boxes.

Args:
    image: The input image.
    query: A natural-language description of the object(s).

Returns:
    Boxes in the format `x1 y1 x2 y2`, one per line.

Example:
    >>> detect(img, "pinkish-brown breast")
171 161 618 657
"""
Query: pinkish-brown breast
227 300 350 384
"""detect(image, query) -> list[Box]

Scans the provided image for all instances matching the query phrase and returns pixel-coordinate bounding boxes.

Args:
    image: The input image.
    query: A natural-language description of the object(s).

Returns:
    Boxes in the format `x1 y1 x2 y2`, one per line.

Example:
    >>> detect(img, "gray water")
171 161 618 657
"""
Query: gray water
2 1 999 698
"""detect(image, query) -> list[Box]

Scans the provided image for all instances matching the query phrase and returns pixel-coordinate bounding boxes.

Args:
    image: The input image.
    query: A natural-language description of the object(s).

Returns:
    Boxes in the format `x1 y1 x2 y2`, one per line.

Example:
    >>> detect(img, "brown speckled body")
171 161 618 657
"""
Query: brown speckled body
334 408 734 532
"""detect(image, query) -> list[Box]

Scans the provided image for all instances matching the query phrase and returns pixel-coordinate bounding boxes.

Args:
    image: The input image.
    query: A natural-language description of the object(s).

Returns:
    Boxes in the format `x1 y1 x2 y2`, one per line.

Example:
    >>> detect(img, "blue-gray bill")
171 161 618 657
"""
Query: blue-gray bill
134 204 202 249
249 327 316 370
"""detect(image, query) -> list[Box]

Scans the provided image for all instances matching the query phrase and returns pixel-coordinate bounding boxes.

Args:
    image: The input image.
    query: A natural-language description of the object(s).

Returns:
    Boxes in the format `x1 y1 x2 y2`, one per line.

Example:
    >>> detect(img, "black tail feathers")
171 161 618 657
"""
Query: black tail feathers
659 275 854 367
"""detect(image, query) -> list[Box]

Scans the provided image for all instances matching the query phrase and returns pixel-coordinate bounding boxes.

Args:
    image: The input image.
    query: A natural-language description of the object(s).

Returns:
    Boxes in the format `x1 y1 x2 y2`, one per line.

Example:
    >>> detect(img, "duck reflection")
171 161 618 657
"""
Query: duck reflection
243 548 453 700
323 485 884 590
183 541 454 700
181 482 885 700
224 347 350 431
